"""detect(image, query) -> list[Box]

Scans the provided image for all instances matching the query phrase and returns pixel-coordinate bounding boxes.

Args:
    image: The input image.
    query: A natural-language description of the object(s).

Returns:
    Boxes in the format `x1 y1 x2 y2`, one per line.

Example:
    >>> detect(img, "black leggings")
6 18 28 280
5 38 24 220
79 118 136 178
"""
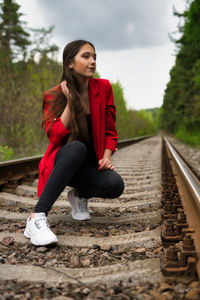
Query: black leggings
34 141 124 214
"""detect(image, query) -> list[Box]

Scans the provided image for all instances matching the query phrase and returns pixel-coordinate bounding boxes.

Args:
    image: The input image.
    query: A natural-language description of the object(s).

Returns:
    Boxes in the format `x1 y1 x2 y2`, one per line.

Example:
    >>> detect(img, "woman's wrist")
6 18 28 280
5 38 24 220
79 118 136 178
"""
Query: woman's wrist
102 149 112 160
98 149 114 171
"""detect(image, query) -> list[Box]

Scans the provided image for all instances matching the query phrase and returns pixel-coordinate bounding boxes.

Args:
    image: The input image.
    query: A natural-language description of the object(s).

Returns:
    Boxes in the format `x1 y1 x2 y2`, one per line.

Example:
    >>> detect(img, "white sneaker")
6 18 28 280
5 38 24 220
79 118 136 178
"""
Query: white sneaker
68 189 91 220
24 212 58 246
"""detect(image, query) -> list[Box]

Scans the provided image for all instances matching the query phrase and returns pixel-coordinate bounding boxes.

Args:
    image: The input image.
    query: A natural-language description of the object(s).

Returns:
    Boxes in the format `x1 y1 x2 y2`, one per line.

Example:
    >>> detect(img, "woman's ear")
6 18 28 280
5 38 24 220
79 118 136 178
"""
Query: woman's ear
68 60 74 69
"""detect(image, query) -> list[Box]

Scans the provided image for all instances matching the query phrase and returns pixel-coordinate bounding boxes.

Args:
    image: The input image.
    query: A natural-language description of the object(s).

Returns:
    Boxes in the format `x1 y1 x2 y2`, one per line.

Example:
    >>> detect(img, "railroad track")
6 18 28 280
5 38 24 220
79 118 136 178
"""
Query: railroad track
0 135 200 299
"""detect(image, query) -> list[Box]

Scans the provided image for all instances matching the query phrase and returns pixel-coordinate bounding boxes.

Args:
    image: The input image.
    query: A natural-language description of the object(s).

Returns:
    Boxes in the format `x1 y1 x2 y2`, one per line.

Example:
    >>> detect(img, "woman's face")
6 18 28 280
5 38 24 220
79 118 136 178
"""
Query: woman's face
69 43 96 78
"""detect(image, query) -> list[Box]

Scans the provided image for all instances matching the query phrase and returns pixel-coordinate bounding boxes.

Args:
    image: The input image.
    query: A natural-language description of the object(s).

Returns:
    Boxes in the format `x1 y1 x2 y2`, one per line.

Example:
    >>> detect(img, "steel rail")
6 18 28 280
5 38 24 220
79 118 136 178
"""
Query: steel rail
0 135 152 187
164 138 200 212
117 135 151 149
164 137 200 277
0 135 151 167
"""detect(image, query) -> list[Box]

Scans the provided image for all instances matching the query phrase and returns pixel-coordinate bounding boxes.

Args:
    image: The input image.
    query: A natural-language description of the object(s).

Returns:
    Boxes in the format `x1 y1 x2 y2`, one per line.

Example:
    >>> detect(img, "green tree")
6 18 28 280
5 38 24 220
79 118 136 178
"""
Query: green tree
0 0 30 62
29 26 58 61
0 0 62 159
112 80 129 139
111 80 157 140
161 0 200 146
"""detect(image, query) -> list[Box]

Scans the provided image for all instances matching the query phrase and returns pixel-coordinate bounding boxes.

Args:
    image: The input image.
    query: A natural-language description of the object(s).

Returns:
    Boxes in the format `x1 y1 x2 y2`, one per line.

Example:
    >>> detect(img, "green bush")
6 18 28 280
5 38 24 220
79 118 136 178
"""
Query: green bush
175 126 200 147
0 145 15 161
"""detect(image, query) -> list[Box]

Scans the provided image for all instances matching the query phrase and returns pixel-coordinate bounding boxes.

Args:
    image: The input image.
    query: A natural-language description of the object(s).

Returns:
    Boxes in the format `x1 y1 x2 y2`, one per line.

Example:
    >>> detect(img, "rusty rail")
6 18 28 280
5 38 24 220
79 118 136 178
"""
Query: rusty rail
0 135 151 188
162 137 200 278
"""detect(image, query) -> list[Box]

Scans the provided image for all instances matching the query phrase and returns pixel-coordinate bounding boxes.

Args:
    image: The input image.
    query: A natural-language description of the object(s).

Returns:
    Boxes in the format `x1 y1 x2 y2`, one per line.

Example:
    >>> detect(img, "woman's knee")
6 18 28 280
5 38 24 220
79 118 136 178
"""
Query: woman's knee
64 140 87 160
104 171 124 198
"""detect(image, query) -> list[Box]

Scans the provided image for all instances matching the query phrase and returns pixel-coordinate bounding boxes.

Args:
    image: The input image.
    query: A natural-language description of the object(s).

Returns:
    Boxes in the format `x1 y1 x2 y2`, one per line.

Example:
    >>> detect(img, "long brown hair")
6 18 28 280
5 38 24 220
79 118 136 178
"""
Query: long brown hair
42 39 95 142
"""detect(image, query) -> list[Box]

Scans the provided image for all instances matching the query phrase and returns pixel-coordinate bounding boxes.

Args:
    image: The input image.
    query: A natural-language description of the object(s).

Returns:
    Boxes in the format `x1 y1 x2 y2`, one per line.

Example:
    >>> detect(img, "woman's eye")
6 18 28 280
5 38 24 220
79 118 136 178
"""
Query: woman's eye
82 54 96 60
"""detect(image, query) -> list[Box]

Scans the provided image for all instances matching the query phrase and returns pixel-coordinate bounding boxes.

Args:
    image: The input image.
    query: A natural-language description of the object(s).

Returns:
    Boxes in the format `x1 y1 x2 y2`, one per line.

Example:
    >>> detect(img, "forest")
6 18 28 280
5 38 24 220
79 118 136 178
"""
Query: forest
0 0 158 161
160 0 200 147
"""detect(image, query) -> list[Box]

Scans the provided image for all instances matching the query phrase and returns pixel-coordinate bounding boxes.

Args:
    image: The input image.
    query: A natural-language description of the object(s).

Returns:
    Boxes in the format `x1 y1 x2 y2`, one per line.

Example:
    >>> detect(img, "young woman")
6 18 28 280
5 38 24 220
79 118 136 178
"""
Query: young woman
24 40 124 246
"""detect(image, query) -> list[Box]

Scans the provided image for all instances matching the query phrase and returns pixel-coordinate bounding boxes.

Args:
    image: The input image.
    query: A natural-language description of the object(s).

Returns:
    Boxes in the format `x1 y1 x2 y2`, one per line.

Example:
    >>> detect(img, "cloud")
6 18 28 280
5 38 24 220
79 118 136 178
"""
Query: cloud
35 0 170 51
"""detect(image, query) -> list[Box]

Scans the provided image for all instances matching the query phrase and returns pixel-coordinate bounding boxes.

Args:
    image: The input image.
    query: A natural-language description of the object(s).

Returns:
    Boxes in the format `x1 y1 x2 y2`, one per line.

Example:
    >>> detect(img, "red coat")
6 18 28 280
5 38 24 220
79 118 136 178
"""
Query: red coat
37 78 118 197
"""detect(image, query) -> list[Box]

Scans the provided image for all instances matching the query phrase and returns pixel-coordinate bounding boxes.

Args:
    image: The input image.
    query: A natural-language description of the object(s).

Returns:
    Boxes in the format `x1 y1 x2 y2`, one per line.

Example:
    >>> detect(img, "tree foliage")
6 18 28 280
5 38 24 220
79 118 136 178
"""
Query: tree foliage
160 0 200 146
0 0 30 61
112 81 157 140
0 0 61 159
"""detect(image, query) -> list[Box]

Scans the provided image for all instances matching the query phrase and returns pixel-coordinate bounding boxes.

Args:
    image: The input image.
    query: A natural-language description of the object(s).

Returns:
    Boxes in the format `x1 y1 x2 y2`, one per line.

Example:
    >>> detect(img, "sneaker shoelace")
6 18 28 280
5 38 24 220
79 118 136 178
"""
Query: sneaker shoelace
78 199 88 213
78 199 84 212
35 217 49 230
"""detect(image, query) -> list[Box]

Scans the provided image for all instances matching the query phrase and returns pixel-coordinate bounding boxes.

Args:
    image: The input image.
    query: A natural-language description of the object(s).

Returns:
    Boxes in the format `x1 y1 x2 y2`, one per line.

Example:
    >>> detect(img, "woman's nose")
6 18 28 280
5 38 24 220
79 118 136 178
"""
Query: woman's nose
90 57 96 64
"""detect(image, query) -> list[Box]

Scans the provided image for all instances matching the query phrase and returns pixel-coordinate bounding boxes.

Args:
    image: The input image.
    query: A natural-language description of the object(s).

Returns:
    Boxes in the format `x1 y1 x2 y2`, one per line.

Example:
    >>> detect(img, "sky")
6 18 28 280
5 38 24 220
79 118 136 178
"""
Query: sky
16 0 186 110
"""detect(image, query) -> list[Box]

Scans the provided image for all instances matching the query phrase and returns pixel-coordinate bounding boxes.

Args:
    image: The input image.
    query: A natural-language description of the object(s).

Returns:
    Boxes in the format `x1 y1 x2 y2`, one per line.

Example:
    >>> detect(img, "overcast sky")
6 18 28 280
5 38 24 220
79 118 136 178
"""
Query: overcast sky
16 0 186 110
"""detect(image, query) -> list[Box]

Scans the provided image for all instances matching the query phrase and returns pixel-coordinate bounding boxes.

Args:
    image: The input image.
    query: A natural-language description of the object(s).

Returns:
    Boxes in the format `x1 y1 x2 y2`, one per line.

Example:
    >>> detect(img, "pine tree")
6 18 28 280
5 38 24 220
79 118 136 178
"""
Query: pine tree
0 0 30 62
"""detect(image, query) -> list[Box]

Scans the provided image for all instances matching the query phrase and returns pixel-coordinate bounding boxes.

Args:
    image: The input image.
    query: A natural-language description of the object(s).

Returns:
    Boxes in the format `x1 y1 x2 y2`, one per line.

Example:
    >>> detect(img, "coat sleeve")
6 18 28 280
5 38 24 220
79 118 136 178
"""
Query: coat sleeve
104 80 118 153
43 92 70 147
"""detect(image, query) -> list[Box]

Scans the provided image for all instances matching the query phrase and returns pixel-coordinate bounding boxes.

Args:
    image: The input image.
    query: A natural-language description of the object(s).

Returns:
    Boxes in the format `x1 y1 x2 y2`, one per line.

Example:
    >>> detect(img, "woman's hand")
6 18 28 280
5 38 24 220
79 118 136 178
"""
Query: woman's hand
98 158 114 171
60 81 71 129
61 80 71 99
98 149 114 171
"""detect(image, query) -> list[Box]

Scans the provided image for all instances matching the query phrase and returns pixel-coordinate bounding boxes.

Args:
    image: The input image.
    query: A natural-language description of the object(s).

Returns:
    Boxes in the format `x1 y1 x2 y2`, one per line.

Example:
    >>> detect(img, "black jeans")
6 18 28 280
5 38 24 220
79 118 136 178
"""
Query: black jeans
34 141 124 214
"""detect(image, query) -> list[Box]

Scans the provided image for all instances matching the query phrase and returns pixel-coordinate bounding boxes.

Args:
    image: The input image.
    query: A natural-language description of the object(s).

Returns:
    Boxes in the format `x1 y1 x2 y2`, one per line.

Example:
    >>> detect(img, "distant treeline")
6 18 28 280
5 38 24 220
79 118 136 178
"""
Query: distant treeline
0 0 158 161
112 82 159 140
160 0 200 147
